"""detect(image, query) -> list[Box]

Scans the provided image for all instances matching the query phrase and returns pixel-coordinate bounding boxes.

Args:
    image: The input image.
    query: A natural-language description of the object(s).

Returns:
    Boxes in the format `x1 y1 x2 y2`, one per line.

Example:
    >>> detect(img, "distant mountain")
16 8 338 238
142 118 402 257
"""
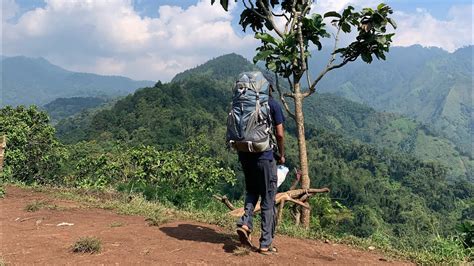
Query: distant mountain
171 53 257 83
0 56 155 106
303 93 472 181
311 45 473 156
172 53 471 180
55 53 471 181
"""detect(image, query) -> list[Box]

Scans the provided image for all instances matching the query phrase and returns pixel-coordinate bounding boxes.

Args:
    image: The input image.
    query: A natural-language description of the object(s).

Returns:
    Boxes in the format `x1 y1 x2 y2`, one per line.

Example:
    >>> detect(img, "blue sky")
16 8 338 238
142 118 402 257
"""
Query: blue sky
2 0 472 81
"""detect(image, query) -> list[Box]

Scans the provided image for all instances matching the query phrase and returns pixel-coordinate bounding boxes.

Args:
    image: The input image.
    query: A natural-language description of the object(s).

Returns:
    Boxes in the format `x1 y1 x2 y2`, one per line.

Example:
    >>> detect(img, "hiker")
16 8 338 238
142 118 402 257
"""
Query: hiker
226 71 285 254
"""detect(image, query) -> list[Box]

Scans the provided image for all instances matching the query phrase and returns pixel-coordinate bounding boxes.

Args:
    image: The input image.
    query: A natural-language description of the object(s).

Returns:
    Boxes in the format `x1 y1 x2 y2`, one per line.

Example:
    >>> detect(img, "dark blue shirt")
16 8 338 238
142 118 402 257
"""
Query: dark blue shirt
238 96 285 161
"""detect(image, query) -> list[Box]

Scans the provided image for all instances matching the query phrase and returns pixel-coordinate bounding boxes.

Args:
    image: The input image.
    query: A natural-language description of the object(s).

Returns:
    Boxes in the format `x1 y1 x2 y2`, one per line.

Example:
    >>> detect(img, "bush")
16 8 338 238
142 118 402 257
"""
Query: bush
0 106 66 184
71 236 101 254
125 144 235 207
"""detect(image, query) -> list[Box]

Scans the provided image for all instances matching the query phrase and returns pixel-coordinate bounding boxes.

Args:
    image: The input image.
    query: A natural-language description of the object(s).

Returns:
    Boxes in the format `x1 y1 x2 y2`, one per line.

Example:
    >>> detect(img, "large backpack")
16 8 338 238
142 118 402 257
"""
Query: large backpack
226 71 273 153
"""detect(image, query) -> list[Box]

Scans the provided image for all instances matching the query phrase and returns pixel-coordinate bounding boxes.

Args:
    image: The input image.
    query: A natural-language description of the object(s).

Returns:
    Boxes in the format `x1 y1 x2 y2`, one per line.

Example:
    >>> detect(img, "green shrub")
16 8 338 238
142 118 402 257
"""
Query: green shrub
125 144 235 207
24 200 47 212
0 106 66 184
71 236 101 254
457 221 474 248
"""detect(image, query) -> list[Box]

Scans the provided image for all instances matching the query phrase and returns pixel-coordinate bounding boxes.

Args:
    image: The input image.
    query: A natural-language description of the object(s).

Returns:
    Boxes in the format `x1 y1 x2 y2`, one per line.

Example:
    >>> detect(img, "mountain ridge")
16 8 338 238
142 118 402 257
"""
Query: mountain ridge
0 56 155 106
312 45 472 156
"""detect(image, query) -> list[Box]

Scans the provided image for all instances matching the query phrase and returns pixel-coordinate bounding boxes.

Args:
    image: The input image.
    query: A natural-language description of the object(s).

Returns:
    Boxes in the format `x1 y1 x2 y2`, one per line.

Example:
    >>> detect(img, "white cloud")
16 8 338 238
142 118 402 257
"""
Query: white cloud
393 5 473 52
310 2 472 53
1 0 19 21
2 0 257 81
311 0 380 14
3 0 472 81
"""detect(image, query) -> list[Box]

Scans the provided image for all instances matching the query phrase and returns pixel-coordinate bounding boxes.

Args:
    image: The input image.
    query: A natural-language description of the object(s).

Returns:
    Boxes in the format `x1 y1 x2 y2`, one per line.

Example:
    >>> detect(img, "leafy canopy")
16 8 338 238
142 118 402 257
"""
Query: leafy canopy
212 0 396 94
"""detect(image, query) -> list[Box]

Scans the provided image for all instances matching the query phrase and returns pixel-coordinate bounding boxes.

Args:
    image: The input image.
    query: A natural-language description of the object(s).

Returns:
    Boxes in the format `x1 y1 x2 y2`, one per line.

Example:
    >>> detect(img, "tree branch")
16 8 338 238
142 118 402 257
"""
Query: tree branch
256 0 284 38
214 187 329 217
296 12 307 75
243 0 266 19
289 0 298 33
304 26 344 98
213 194 235 210
275 72 296 119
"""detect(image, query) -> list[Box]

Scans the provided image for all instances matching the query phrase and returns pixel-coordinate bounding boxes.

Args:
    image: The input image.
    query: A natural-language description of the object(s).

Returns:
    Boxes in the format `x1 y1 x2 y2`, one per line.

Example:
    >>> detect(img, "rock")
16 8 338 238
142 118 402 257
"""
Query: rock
368 246 376 251
56 222 74 226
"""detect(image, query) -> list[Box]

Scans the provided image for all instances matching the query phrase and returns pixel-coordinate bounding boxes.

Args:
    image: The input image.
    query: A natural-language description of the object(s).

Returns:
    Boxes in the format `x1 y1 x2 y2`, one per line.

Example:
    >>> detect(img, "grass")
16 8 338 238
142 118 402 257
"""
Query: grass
110 221 124 227
232 246 251 256
24 200 47 212
0 256 6 266
71 236 101 254
0 184 5 198
24 200 65 212
145 215 169 226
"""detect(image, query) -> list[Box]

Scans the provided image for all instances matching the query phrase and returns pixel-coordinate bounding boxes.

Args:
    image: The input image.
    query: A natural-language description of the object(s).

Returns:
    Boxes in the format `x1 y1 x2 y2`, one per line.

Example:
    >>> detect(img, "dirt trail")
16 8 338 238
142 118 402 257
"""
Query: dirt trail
0 186 411 265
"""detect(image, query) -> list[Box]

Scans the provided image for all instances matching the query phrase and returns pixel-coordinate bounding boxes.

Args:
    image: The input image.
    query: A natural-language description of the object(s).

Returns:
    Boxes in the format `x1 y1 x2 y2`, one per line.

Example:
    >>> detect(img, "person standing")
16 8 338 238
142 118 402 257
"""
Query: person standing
232 74 285 254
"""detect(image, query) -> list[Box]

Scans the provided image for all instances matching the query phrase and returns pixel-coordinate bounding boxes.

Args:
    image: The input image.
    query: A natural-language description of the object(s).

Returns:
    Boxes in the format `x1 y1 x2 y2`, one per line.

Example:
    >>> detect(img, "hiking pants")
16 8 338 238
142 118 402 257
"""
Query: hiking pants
237 158 277 249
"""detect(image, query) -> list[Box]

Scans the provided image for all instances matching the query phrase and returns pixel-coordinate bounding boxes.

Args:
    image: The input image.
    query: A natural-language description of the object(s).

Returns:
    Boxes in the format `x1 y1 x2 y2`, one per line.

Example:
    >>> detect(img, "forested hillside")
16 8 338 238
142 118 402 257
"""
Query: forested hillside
303 94 472 181
0 56 154 106
57 53 472 181
313 45 473 157
43 97 107 123
50 54 473 256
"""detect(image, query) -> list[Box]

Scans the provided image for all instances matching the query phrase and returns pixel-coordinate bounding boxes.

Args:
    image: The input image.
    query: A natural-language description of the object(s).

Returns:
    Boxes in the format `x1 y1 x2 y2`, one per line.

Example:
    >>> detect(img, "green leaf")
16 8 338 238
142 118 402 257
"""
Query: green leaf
253 50 274 63
342 6 354 18
255 32 278 45
220 0 229 11
267 61 277 71
387 18 397 29
377 3 386 11
324 11 341 18
361 52 373 63
341 22 351 33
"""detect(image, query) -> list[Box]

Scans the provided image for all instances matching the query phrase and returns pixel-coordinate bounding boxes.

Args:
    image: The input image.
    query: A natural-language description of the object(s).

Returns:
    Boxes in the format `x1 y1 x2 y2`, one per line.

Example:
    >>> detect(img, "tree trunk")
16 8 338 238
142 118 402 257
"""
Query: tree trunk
293 83 311 228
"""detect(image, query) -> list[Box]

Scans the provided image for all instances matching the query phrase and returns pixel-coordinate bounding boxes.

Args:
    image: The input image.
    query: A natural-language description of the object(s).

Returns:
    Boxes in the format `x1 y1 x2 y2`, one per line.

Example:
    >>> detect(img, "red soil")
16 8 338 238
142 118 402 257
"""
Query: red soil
0 186 411 265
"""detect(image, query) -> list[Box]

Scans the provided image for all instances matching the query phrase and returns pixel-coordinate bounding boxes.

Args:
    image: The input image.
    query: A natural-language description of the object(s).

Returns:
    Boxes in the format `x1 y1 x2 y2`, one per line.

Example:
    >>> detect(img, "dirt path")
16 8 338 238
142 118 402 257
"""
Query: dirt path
0 186 411 265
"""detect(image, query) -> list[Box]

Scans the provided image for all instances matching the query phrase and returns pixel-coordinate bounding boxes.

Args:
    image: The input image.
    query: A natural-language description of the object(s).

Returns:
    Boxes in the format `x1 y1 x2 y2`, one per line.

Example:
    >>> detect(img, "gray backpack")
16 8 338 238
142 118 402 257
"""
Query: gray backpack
226 71 273 153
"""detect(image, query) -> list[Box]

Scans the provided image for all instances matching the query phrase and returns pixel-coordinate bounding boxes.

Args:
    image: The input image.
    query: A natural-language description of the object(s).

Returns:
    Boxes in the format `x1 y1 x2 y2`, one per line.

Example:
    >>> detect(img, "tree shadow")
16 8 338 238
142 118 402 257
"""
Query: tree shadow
159 223 241 253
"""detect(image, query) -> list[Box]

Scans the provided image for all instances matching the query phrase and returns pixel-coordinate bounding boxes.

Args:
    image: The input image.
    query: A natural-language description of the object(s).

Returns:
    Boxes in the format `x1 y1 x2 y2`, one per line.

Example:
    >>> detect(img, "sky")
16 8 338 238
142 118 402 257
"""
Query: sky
1 0 473 81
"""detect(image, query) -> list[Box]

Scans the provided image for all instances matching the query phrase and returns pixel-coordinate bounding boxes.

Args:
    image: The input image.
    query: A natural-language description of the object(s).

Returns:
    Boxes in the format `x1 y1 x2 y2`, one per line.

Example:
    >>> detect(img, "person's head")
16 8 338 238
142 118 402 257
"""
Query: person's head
262 71 276 96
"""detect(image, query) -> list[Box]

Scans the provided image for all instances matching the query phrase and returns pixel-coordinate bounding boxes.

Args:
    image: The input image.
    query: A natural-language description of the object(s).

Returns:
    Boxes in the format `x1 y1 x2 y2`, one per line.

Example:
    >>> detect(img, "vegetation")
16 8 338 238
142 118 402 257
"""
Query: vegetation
109 221 124 227
43 97 106 123
0 184 5 198
314 45 473 160
1 51 472 263
212 0 397 226
24 200 47 212
302 93 472 181
0 106 66 184
71 236 102 254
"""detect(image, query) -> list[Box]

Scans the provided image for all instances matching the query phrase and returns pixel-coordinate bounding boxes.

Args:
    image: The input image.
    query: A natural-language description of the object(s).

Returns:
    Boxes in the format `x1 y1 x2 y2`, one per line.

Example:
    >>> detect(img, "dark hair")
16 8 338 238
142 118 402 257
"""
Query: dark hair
262 71 276 91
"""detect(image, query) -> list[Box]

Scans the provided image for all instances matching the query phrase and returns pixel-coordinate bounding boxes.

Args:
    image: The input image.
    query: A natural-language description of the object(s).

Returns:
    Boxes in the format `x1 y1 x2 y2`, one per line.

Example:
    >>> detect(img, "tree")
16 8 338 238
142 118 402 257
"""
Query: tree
212 0 396 227
0 106 66 184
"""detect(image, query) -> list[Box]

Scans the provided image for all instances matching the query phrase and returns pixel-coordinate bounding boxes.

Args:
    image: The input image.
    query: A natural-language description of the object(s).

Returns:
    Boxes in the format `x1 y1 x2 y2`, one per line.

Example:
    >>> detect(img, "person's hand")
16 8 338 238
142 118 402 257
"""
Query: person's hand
278 156 285 165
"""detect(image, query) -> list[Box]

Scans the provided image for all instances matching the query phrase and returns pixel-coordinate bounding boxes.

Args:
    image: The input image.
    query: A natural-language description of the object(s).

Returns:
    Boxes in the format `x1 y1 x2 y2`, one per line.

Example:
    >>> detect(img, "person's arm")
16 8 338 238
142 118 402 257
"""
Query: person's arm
275 123 285 165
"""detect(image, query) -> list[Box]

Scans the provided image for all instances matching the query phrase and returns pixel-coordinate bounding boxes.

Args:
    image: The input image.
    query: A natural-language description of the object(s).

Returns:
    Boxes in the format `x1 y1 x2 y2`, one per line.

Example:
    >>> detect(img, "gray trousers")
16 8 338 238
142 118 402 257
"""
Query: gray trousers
237 158 277 249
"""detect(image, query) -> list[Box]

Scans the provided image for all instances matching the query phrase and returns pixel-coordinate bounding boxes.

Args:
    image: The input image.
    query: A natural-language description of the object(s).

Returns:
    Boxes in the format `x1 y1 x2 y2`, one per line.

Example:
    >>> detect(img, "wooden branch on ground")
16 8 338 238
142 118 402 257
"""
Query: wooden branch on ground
213 187 330 218
212 194 235 210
